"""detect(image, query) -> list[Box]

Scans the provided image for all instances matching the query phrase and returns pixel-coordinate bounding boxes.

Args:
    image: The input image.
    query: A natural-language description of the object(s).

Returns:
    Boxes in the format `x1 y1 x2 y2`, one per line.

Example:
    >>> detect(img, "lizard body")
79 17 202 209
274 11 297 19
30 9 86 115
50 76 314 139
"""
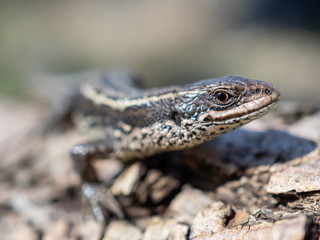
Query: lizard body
69 71 280 223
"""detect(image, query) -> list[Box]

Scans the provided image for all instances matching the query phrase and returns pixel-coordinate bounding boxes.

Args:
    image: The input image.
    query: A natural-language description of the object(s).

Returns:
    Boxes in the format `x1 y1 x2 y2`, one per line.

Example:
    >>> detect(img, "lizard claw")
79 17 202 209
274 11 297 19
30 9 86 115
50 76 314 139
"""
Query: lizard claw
82 183 124 223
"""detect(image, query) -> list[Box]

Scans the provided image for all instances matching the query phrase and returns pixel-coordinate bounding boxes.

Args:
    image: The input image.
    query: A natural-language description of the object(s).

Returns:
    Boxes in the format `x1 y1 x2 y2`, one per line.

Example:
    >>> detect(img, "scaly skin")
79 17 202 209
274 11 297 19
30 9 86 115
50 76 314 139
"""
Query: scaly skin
69 71 280 225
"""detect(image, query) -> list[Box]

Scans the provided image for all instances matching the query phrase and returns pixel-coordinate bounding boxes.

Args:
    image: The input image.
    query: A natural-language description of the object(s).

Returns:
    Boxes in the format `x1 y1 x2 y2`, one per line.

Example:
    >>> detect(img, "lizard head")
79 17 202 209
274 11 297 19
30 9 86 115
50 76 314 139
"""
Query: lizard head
173 76 280 138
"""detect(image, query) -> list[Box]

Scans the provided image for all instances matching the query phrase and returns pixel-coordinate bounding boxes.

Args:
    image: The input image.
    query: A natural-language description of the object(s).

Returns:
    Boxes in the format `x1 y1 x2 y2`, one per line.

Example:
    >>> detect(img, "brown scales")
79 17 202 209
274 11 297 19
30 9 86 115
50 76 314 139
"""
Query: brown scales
70 71 280 226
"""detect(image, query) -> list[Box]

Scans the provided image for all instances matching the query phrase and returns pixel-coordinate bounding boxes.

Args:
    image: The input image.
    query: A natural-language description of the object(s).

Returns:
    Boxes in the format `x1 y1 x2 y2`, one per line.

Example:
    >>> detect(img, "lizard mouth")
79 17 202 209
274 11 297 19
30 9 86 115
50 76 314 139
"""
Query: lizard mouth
252 97 279 117
266 98 279 110
222 96 280 124
198 94 280 125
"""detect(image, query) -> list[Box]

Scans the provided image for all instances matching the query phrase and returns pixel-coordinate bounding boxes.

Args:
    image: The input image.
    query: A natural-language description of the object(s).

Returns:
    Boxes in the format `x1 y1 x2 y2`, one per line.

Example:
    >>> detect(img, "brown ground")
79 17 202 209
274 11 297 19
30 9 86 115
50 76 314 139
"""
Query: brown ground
1 100 320 240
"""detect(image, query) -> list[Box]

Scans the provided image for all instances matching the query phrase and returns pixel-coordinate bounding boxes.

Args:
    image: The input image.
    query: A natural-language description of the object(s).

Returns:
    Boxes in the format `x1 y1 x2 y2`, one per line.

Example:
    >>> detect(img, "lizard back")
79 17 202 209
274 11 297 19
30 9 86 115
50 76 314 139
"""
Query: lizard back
73 72 280 161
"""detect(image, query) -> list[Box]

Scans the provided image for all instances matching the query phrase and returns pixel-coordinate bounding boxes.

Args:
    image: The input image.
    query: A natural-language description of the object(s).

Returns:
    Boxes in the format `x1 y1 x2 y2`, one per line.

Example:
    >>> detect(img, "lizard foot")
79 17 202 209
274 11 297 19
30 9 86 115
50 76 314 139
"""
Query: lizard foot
81 183 125 224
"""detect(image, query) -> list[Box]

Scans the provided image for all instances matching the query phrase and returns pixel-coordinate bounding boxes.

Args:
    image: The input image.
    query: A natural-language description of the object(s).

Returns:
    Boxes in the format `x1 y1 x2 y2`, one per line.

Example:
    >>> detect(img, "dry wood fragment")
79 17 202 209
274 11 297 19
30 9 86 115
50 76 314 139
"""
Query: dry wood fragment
169 223 189 240
141 169 180 204
191 214 315 240
75 219 101 240
267 165 320 194
103 221 142 240
43 219 69 240
111 162 144 196
190 202 234 238
168 186 214 224
142 218 188 240
13 224 38 240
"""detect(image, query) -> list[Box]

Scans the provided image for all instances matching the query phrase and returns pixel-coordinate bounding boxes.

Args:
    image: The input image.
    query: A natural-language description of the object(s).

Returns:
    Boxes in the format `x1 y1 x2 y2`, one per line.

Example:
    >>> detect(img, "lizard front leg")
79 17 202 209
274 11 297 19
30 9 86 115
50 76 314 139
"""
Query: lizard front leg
70 141 124 224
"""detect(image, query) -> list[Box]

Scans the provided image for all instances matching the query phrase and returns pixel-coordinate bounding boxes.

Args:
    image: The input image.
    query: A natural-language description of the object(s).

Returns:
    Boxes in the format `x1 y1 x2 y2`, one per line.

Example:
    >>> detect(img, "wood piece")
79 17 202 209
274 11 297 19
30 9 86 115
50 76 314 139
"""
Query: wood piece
13 224 38 240
191 214 315 240
168 186 214 224
75 219 101 240
267 165 320 194
43 219 69 240
190 202 233 239
144 169 180 204
142 218 188 240
104 221 142 240
169 223 189 240
111 162 143 196
93 158 124 183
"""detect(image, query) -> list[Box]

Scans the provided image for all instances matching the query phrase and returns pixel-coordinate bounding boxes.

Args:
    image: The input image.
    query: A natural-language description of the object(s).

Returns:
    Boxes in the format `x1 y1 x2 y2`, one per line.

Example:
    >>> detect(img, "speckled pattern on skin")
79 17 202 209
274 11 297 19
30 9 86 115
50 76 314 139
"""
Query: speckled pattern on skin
69 71 280 224
74 73 280 161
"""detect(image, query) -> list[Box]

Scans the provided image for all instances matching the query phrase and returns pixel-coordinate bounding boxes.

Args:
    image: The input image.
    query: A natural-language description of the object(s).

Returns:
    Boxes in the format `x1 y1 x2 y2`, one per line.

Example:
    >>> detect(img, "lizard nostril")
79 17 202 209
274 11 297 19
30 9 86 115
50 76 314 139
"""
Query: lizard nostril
264 88 271 95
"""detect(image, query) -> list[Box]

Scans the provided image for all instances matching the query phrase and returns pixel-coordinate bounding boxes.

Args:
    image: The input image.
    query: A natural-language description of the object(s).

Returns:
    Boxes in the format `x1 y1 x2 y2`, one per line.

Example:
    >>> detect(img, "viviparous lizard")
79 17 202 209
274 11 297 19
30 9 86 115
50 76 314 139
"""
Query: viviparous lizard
69 71 280 223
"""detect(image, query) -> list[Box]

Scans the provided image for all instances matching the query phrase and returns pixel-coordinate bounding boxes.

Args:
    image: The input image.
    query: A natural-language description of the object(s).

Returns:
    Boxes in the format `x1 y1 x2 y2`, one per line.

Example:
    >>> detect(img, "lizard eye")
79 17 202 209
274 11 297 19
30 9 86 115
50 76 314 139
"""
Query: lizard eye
214 91 230 104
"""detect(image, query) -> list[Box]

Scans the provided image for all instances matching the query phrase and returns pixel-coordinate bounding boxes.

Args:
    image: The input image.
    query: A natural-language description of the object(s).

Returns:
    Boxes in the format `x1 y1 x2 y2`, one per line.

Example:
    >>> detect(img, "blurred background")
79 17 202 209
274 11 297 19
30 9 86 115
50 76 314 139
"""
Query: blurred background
0 0 320 101
1 1 320 238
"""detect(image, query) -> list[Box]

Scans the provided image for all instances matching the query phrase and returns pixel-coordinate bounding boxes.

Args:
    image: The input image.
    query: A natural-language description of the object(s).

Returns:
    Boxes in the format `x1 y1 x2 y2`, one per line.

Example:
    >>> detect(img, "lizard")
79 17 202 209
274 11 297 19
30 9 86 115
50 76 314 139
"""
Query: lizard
68 70 280 225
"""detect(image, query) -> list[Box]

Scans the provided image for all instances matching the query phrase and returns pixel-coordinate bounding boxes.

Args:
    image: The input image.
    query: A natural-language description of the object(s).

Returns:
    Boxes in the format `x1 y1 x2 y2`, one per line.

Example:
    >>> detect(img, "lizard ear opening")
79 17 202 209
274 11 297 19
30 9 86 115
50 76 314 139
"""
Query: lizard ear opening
170 111 181 125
